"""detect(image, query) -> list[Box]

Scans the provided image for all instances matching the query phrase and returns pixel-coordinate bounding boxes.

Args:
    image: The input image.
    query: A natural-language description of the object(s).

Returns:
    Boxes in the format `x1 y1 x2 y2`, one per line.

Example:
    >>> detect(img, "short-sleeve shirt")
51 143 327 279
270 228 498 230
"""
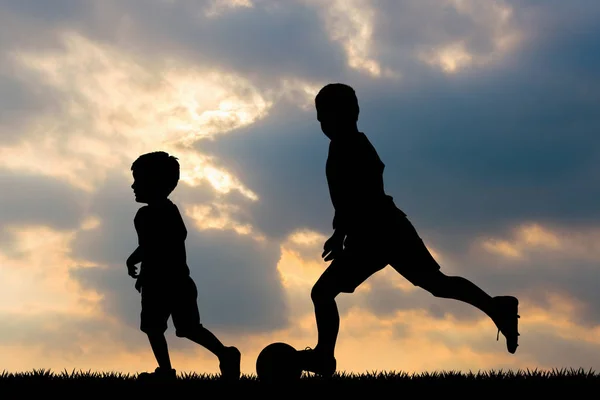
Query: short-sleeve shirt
326 131 405 234
134 199 191 282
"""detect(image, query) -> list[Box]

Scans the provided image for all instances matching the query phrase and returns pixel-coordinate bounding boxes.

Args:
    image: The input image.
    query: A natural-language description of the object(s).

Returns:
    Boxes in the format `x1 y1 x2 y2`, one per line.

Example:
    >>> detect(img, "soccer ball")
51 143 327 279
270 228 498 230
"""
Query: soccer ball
256 342 302 383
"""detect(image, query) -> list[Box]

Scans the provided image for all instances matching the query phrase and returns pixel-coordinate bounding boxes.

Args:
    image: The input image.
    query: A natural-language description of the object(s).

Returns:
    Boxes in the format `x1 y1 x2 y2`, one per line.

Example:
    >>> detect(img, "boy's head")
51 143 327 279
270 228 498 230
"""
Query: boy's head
131 151 180 204
315 83 359 139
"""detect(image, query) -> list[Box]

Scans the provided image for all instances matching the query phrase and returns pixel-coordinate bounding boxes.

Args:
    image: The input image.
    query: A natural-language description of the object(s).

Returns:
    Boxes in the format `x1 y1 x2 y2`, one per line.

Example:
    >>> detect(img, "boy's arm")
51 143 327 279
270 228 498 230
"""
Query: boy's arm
127 208 147 277
127 246 143 266
126 245 142 279
332 212 347 238
322 212 346 261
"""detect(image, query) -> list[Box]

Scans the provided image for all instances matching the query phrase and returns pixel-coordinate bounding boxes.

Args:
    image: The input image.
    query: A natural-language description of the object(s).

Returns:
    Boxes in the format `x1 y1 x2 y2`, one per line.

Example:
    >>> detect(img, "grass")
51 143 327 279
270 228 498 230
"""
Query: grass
0 368 597 396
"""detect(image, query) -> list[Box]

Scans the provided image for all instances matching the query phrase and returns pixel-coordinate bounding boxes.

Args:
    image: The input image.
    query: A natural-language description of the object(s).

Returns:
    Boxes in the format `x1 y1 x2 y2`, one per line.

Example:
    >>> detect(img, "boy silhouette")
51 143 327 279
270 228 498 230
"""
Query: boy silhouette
298 83 520 377
127 151 241 381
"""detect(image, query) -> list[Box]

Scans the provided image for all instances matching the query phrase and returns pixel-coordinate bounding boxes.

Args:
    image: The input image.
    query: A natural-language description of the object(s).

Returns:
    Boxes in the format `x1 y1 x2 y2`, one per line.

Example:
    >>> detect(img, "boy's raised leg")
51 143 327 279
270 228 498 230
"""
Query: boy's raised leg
411 271 519 352
389 234 520 353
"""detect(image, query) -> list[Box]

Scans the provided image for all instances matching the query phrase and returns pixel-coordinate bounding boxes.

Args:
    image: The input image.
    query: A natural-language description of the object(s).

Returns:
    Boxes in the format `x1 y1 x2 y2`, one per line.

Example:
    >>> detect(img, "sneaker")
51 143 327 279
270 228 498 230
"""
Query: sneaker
137 367 177 382
491 296 520 354
297 347 336 378
219 346 241 381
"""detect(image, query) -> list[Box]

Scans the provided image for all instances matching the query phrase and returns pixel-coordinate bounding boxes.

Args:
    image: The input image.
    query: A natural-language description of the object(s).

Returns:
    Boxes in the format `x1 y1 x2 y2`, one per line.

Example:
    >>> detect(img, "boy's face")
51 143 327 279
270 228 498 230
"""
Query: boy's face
317 109 353 140
131 170 160 204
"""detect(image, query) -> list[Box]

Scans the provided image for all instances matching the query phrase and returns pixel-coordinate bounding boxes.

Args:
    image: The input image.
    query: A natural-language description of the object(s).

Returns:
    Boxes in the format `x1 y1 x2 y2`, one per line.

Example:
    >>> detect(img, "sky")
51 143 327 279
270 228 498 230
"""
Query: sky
0 0 599 376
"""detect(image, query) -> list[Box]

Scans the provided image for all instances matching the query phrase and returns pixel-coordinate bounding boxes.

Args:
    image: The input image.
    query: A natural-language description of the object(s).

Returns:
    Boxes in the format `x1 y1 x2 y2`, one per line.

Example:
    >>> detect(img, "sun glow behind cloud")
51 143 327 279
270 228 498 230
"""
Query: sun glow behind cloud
3 32 266 198
3 30 320 200
0 0 598 376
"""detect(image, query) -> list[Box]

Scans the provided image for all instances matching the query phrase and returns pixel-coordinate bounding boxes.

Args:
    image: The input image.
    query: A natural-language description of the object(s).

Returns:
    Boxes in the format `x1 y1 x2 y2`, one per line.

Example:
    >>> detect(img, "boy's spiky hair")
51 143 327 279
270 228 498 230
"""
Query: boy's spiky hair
315 83 360 121
131 151 180 196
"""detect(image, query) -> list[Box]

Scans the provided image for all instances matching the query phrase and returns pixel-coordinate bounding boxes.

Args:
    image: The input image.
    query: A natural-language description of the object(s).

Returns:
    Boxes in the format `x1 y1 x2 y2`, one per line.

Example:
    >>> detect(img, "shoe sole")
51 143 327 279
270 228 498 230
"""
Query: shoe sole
498 296 519 354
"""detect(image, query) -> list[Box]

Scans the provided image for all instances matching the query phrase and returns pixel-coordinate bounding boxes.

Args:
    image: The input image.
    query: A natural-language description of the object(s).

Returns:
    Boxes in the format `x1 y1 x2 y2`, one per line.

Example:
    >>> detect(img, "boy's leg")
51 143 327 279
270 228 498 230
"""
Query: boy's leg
172 277 241 380
139 283 177 379
388 217 520 353
300 245 387 376
146 333 172 370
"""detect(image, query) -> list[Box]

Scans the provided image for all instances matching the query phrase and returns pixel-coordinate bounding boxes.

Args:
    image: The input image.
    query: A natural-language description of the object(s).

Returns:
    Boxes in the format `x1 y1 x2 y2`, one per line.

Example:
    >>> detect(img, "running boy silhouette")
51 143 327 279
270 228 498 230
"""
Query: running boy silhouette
127 151 241 381
298 84 520 377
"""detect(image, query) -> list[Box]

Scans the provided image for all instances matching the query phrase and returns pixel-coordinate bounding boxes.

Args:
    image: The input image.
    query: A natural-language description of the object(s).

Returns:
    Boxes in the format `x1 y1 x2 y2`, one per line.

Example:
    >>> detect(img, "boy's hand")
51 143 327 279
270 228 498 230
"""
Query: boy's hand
126 261 138 278
322 232 345 262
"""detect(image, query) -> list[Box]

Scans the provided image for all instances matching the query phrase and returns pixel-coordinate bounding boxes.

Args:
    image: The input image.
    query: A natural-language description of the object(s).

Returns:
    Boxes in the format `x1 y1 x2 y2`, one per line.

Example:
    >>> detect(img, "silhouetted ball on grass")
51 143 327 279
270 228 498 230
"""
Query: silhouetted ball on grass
256 342 302 383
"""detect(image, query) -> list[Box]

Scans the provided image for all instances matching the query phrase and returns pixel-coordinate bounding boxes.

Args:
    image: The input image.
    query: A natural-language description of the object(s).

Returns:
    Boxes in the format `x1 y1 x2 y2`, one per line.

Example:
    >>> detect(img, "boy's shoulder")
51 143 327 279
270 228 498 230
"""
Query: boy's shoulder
140 201 183 218
135 201 181 217
135 205 150 215
134 205 150 222
328 132 376 158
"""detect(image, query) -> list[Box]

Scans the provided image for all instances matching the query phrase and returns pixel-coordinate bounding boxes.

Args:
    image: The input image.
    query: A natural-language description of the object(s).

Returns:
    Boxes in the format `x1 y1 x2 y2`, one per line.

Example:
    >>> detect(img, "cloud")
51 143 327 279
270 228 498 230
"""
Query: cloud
204 0 254 18
0 0 599 374
301 0 521 78
0 170 87 238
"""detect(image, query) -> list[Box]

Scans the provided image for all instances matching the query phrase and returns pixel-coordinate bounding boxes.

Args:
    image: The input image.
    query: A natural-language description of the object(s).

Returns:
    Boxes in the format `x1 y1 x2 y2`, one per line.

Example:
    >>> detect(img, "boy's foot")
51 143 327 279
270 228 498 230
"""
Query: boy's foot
297 347 336 378
137 367 177 382
219 346 241 381
491 296 520 354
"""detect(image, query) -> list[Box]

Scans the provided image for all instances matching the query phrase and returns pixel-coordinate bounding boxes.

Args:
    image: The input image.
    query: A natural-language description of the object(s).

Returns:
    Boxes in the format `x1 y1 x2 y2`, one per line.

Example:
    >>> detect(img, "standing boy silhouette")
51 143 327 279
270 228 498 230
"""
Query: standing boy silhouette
127 151 241 381
298 83 520 377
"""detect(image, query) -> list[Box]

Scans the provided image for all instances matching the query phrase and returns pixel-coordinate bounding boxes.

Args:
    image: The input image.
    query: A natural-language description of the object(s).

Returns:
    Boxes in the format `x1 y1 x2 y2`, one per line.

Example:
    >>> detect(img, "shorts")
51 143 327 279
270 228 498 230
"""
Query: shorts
140 275 202 337
314 214 441 294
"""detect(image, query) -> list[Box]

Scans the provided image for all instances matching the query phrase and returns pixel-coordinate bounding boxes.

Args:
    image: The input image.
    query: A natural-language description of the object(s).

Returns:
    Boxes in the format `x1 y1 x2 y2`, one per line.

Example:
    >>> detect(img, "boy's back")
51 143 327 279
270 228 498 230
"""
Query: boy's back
134 198 190 283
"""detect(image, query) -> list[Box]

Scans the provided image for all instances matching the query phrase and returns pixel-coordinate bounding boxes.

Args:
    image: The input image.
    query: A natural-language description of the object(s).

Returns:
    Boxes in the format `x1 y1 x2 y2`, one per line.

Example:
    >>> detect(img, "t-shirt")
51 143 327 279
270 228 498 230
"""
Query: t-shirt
326 131 405 234
134 199 190 282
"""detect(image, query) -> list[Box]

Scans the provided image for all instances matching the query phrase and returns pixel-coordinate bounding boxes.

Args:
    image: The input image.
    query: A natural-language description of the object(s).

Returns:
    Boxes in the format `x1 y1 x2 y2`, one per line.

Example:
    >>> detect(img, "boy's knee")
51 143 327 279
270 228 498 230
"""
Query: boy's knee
175 329 190 339
143 328 166 337
414 271 447 297
140 317 168 336
311 281 338 303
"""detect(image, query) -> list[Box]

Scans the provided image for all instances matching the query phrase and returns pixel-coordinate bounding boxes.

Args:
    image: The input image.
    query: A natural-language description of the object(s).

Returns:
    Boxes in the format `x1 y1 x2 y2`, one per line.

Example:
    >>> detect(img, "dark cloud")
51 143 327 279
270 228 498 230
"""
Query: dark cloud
0 0 600 369
0 68 60 145
372 0 516 70
201 0 600 246
0 169 87 257
0 0 94 24
0 0 343 88
185 227 288 332
131 0 344 84
196 102 333 239
0 311 111 358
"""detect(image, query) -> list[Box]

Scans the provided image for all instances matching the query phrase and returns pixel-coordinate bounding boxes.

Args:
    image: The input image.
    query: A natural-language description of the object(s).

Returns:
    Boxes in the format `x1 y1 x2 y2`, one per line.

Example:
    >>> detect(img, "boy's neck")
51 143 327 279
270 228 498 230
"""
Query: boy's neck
330 125 360 142
147 197 170 206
